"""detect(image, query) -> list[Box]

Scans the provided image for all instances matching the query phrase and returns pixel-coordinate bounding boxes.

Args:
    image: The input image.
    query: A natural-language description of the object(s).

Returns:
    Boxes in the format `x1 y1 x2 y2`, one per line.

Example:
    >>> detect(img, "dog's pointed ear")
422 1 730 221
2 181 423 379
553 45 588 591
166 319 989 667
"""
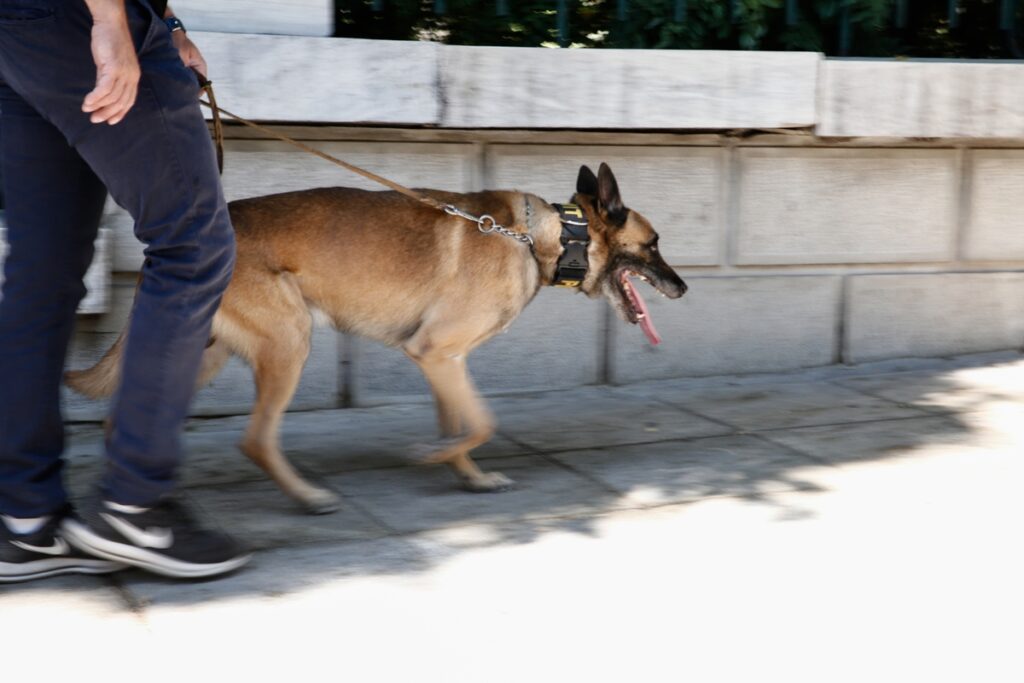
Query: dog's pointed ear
597 162 626 224
576 165 599 196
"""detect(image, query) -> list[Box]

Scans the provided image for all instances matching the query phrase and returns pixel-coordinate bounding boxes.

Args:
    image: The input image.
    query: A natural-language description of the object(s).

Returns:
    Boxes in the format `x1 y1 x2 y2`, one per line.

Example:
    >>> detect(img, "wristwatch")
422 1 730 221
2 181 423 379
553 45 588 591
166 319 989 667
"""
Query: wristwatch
165 16 186 33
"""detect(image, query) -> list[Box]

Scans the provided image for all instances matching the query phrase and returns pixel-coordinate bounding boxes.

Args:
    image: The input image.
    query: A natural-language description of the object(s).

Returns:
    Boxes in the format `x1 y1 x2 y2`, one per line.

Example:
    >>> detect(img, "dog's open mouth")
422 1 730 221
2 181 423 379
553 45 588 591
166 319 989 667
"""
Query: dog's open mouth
619 269 661 346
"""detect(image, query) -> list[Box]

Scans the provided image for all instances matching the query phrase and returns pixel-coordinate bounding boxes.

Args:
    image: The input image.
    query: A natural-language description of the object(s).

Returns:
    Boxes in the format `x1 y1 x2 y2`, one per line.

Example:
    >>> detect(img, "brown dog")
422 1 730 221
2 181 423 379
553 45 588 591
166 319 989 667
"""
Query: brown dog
68 163 687 513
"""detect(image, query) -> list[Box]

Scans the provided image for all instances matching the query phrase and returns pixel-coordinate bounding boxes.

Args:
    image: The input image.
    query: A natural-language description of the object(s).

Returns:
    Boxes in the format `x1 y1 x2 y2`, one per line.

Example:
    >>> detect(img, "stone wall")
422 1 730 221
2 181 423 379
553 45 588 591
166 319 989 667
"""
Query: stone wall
60 130 1024 419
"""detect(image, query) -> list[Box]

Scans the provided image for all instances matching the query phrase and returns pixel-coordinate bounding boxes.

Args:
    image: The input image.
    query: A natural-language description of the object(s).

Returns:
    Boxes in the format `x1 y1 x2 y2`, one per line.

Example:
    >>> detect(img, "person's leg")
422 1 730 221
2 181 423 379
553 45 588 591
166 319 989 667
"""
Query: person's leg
0 73 126 583
0 0 235 507
0 84 106 519
0 0 246 577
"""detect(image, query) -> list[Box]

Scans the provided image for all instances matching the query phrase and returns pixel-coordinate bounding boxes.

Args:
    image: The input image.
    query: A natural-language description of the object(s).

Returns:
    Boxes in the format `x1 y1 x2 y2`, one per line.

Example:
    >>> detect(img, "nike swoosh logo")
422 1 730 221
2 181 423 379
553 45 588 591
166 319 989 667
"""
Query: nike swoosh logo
101 513 174 549
11 537 70 556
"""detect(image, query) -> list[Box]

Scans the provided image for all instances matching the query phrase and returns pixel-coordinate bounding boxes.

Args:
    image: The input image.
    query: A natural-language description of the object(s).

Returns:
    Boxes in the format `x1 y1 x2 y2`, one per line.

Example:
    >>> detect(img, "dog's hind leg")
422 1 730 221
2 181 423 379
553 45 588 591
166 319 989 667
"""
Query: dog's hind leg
234 279 341 515
408 350 513 493
242 333 341 514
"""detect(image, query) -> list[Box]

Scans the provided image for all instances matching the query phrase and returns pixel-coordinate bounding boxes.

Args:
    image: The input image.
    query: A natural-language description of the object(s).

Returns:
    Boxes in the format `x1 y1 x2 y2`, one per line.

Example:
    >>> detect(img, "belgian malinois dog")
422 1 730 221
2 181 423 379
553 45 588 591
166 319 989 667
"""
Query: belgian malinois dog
68 163 687 514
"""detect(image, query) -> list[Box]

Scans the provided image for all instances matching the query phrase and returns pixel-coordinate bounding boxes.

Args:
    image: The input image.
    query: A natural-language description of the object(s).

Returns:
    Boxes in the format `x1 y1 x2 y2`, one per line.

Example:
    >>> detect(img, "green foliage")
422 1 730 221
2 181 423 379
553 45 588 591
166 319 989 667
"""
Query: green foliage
334 0 1024 58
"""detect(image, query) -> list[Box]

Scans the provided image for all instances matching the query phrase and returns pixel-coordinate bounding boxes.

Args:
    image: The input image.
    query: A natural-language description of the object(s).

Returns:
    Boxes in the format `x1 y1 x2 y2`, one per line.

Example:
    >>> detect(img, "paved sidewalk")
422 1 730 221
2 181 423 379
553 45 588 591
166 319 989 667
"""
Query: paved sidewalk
3 352 1024 682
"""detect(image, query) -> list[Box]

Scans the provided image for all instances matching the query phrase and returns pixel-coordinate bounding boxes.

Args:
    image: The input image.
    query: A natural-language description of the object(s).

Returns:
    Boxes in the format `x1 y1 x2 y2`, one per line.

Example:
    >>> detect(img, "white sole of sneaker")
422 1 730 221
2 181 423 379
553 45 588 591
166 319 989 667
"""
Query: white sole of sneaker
61 519 251 579
0 558 125 583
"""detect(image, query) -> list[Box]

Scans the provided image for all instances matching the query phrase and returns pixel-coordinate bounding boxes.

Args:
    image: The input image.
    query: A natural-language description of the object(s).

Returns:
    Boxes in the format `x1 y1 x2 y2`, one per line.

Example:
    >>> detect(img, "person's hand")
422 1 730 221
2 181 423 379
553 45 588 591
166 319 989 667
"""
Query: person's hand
82 8 141 125
172 30 208 80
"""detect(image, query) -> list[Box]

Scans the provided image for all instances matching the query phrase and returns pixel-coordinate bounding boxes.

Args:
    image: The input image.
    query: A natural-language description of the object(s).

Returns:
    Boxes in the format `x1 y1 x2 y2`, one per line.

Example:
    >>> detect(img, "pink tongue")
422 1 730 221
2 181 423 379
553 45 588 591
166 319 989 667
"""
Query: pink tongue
622 275 661 346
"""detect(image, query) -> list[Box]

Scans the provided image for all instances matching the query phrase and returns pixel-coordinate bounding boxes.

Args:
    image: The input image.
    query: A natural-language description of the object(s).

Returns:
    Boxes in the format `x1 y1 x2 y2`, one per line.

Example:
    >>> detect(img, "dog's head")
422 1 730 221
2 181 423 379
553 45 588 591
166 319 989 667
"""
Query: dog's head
574 163 687 345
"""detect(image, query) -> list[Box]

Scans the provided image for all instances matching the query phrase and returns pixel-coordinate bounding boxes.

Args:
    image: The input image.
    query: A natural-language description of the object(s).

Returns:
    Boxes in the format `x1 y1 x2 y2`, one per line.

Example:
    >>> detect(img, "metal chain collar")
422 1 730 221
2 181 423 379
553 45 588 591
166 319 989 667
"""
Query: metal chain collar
443 205 534 247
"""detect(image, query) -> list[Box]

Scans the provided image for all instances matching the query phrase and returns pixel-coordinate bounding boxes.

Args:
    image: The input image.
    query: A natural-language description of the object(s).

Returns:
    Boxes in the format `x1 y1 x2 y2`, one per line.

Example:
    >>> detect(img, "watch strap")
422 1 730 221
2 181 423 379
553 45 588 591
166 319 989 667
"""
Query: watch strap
164 16 185 33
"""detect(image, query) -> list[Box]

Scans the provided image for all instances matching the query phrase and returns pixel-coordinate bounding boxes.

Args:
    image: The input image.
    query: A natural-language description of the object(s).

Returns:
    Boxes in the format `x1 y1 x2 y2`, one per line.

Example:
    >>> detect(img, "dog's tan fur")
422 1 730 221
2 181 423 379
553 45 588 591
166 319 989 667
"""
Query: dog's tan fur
68 164 685 514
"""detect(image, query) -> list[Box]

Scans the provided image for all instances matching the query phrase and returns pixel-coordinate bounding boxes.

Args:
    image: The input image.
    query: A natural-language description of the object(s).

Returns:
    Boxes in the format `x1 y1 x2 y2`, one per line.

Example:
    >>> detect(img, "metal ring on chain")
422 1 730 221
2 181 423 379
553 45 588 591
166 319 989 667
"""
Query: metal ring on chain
441 204 532 247
477 214 497 234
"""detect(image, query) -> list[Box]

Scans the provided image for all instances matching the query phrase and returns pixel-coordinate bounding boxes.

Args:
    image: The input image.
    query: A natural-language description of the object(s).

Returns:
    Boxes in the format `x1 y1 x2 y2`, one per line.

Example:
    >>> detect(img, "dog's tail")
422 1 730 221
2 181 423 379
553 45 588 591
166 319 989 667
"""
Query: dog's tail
66 329 232 399
65 328 128 399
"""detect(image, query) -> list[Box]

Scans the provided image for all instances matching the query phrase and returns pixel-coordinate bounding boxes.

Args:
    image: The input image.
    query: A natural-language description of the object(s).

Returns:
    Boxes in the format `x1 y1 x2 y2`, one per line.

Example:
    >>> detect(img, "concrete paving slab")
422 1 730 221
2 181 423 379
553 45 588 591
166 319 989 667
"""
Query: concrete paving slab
944 360 1024 398
328 455 623 534
64 425 277 495
837 359 1024 415
656 380 927 431
758 415 971 467
549 435 824 507
942 349 1024 368
491 386 730 452
183 404 528 471
187 479 388 550
839 370 1004 414
64 451 320 501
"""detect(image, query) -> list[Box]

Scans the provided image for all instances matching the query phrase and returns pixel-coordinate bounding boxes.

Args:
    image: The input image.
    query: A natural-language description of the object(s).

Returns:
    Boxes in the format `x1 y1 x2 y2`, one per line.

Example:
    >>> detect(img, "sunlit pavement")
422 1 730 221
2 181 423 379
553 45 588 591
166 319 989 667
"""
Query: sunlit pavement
4 351 1024 682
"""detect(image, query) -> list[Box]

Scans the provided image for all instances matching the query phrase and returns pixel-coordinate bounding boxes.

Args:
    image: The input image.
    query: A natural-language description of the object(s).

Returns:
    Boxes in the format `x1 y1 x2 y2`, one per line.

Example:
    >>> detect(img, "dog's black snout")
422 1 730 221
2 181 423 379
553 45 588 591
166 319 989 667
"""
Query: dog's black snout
664 269 687 298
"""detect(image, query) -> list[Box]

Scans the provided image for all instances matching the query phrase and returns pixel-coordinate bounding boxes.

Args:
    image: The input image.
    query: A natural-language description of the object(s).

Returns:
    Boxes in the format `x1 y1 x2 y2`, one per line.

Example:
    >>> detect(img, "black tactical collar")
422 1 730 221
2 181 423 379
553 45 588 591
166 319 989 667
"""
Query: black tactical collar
551 203 590 287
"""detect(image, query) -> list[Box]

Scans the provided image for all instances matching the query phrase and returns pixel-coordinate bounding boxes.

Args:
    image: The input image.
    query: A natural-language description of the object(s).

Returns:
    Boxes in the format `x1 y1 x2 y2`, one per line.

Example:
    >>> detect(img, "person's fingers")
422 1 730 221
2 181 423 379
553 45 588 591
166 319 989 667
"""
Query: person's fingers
107 82 139 125
87 83 125 122
90 80 131 124
83 71 119 112
89 101 125 125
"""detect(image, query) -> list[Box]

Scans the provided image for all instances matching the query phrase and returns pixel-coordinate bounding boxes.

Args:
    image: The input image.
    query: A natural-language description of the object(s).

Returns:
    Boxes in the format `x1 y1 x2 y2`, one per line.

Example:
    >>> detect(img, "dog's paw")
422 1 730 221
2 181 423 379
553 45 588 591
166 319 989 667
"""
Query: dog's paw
301 489 342 515
461 471 515 493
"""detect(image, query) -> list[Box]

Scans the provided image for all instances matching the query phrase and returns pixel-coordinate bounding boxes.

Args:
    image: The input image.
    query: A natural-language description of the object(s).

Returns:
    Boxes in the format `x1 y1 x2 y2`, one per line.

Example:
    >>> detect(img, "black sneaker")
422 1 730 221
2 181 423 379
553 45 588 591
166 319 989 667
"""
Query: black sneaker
1 510 125 583
61 497 251 579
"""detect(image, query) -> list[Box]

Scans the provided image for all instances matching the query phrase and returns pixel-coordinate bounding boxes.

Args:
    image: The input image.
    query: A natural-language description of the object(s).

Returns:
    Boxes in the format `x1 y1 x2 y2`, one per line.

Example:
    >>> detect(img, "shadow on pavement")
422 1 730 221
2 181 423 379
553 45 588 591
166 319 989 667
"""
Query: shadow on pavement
14 350 1023 604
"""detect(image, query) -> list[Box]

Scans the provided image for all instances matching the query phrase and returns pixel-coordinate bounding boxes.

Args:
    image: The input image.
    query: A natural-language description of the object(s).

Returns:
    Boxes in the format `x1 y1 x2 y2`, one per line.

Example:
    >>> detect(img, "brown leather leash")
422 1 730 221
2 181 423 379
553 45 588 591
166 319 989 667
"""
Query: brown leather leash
197 71 225 174
193 74 532 245
195 71 450 214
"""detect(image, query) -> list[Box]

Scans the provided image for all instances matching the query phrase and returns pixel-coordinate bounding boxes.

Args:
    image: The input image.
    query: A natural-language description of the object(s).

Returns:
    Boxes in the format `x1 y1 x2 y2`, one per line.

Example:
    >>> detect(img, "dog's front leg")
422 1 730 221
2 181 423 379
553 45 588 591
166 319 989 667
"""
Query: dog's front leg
432 389 462 439
407 349 513 493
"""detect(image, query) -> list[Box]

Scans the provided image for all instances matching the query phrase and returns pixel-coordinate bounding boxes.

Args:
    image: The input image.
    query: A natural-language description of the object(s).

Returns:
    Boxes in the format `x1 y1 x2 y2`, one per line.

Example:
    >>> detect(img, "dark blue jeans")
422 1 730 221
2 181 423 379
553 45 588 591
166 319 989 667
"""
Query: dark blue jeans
0 0 235 516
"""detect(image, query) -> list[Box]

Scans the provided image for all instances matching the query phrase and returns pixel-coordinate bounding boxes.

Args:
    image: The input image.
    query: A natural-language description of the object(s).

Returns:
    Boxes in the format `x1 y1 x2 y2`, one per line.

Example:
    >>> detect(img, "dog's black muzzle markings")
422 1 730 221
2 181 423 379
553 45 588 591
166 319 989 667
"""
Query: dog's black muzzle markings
610 253 688 299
